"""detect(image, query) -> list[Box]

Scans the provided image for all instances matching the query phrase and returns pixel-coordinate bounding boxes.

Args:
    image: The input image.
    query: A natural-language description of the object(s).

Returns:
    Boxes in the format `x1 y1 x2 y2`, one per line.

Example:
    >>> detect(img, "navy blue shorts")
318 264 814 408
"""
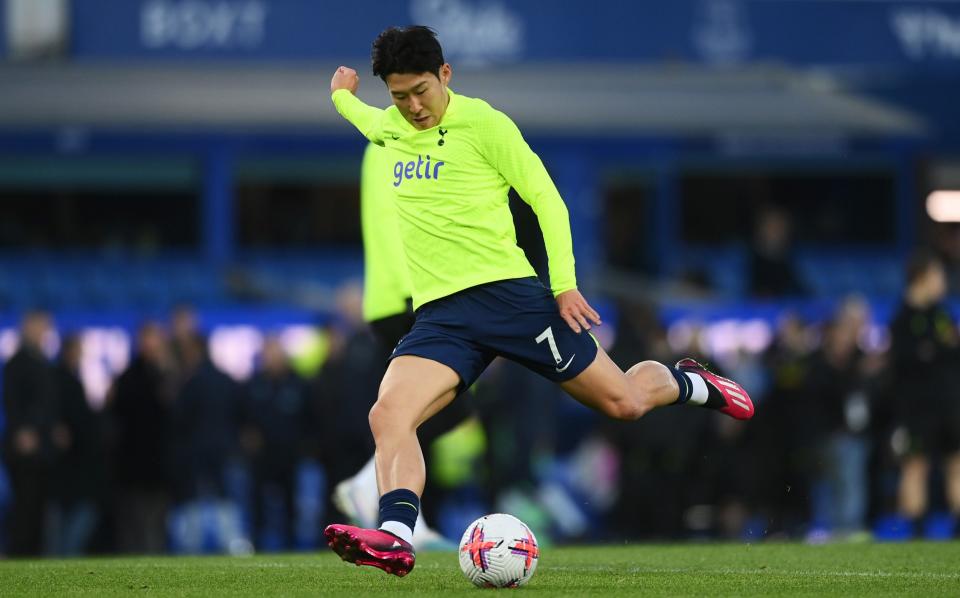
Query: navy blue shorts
391 277 599 390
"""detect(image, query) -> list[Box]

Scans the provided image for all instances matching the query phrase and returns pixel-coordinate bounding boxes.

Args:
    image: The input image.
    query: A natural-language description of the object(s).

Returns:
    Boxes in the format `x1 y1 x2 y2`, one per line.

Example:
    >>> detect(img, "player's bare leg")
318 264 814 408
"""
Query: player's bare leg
370 356 459 495
561 348 678 420
555 289 753 421
561 346 754 421
325 355 459 576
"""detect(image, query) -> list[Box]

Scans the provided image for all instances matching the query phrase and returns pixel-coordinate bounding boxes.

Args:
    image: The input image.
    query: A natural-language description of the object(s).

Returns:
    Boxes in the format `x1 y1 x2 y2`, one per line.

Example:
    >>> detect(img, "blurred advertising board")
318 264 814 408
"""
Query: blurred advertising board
68 0 960 70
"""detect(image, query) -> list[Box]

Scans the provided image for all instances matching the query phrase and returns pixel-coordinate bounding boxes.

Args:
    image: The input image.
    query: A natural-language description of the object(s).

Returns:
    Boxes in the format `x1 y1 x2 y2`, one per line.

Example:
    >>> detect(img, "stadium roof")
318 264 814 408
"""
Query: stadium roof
0 64 924 137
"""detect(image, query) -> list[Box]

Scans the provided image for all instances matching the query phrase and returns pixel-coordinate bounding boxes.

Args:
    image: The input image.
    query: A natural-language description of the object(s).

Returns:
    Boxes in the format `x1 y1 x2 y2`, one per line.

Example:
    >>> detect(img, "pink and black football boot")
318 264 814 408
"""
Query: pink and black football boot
324 524 416 577
675 358 755 420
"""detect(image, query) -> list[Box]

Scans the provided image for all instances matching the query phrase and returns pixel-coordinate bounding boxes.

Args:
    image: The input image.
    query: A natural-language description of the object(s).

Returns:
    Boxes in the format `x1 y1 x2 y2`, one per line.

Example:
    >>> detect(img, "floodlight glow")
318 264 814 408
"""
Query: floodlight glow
926 190 960 222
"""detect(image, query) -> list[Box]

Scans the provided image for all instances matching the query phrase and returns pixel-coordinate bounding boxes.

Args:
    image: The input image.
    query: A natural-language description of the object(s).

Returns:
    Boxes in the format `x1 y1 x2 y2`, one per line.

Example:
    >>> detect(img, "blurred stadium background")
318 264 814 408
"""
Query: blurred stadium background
1 0 960 557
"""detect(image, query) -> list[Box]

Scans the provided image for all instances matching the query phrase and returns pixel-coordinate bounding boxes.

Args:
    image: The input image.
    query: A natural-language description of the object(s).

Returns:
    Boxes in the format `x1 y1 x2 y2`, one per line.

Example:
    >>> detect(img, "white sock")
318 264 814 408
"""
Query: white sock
684 372 709 405
379 520 414 545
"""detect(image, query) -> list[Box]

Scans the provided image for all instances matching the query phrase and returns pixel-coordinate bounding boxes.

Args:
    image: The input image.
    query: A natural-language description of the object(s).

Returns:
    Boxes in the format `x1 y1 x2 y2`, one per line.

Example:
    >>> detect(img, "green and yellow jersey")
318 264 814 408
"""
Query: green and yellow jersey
360 142 413 322
333 88 576 310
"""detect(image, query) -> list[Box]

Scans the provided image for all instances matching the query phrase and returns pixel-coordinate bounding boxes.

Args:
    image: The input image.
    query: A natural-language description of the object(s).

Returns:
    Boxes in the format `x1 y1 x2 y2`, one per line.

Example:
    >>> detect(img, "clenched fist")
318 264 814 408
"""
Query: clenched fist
331 66 359 94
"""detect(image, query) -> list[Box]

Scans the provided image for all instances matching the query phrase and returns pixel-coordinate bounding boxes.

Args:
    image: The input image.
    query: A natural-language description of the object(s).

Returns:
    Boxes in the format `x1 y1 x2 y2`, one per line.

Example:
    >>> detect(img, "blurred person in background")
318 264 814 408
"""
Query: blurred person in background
754 314 813 535
889 250 960 537
170 333 242 503
748 206 805 298
311 284 382 511
602 307 714 539
108 321 175 554
606 300 668 369
166 333 249 554
169 305 200 390
240 336 310 550
49 333 105 556
1 310 64 556
805 297 876 540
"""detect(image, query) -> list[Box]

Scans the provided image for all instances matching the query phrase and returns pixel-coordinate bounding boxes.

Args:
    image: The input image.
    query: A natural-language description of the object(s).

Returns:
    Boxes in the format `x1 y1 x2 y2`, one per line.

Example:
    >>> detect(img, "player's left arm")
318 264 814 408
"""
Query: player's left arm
480 110 601 333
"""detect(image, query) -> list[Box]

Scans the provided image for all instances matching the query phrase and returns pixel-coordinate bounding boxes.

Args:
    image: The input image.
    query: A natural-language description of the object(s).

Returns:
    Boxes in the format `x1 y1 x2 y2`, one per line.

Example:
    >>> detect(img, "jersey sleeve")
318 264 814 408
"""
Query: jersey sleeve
479 109 577 295
331 89 386 144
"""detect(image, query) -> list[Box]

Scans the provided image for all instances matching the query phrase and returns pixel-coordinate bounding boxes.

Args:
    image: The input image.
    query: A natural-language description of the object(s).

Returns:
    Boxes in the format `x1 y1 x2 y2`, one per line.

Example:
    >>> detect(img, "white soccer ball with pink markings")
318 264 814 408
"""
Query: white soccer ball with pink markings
458 513 539 588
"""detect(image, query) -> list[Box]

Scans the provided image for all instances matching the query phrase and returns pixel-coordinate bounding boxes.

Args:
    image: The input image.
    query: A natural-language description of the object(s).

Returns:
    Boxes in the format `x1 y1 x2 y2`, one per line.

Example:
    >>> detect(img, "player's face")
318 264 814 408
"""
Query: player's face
386 64 452 130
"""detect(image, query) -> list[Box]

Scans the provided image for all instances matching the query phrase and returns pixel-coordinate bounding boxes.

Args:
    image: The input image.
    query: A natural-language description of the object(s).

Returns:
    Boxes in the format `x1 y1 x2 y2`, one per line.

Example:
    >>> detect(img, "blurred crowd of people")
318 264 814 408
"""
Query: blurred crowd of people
0 302 382 557
682 249 960 541
2 251 959 557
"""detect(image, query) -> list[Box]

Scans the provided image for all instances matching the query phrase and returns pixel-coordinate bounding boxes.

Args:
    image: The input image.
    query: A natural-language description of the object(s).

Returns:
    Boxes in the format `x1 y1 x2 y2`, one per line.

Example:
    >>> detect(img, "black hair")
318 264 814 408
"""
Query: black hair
371 26 444 81
905 248 942 285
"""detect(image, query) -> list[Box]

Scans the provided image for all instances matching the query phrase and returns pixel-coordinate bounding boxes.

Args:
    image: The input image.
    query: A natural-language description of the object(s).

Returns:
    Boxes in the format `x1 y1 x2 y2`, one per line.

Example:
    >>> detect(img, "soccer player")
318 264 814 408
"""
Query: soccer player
324 26 754 577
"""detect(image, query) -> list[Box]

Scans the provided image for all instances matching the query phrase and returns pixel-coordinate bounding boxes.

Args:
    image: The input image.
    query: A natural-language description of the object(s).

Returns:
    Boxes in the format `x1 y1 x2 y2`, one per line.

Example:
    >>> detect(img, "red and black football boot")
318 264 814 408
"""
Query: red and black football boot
675 357 755 420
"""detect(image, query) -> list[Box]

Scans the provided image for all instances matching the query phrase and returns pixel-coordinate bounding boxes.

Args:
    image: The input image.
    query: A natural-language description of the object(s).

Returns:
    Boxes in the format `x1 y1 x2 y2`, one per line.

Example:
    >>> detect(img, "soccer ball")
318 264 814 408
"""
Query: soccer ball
458 513 539 588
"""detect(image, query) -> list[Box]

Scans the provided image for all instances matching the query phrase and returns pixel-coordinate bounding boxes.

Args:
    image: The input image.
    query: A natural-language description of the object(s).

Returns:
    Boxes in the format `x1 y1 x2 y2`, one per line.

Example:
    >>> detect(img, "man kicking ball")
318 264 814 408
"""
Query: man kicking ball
325 25 754 577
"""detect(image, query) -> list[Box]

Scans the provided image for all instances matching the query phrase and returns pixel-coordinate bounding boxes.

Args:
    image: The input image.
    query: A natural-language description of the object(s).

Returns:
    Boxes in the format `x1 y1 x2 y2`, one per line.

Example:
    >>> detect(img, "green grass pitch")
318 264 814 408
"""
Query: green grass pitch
1 543 959 596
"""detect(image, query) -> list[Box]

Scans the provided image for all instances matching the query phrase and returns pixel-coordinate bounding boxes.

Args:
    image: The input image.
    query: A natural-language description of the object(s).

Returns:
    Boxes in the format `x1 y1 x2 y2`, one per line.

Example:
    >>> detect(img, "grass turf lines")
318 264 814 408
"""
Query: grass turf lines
1 543 959 596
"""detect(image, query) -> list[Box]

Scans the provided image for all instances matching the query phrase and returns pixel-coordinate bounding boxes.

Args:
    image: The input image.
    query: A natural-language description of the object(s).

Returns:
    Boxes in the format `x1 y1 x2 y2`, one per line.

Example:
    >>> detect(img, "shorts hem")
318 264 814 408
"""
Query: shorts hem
389 347 472 392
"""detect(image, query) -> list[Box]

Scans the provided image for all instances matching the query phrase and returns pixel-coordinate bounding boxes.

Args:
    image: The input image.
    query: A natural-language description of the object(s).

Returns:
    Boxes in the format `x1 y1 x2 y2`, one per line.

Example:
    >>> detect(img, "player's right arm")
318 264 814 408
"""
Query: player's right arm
330 66 386 144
